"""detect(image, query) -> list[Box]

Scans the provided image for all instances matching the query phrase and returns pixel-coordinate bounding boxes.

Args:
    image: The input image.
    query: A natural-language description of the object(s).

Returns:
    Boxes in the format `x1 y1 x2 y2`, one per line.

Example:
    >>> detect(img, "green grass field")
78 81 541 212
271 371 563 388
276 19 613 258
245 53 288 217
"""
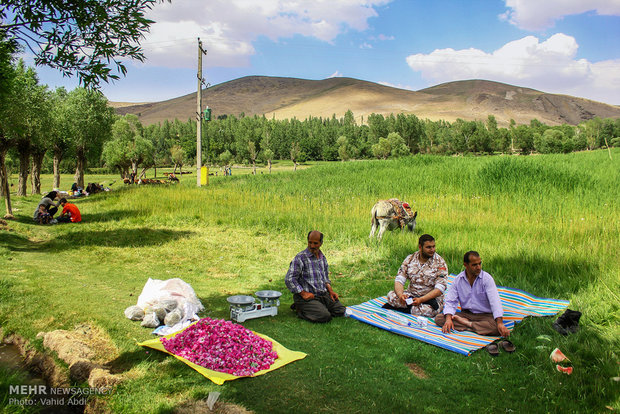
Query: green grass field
1 150 619 413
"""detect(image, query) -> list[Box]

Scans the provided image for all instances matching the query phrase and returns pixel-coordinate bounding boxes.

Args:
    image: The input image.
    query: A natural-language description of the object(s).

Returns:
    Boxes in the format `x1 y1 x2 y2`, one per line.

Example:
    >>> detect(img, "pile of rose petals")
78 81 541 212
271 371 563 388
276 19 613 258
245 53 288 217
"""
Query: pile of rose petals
161 318 278 376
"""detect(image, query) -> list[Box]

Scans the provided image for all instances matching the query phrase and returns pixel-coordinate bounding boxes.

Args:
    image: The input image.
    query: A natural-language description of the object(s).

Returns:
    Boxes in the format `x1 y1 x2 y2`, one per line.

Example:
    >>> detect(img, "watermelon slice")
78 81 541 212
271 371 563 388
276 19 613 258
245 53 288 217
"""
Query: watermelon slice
556 365 573 375
550 348 570 362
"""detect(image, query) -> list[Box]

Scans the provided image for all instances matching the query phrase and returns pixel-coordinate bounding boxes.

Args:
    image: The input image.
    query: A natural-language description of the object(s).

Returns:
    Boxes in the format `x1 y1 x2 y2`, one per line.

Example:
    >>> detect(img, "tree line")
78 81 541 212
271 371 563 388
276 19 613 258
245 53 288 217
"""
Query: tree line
137 109 620 170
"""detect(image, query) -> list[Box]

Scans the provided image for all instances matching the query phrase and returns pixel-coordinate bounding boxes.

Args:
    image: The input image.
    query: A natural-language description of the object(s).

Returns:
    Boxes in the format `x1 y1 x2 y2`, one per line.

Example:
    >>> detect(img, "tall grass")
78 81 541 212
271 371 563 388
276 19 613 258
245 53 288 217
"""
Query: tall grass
0 149 618 413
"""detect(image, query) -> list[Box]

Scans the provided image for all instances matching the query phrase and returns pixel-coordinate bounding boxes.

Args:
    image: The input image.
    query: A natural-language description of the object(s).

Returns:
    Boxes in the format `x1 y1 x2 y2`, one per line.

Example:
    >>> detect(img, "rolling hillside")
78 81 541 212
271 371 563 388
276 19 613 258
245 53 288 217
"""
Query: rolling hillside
113 76 620 127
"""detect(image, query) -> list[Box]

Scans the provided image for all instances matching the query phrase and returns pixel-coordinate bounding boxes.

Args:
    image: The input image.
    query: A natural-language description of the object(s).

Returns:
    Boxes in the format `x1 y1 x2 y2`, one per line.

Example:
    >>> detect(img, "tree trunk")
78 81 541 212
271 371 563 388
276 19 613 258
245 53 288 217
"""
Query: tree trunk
31 152 44 194
53 150 63 190
17 148 29 196
0 148 13 217
252 161 256 175
74 151 86 189
0 154 4 197
294 161 297 172
268 159 272 174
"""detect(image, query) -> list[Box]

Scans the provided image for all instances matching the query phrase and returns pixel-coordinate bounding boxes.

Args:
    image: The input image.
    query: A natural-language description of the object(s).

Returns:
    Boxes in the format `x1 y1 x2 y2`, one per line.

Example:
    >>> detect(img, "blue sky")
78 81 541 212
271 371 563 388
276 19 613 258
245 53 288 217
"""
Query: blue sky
30 0 620 105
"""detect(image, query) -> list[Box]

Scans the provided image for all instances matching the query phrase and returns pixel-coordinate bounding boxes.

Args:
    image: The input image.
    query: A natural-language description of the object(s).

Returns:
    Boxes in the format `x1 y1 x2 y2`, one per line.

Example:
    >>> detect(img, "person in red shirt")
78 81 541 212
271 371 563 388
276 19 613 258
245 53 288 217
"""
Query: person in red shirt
57 198 82 223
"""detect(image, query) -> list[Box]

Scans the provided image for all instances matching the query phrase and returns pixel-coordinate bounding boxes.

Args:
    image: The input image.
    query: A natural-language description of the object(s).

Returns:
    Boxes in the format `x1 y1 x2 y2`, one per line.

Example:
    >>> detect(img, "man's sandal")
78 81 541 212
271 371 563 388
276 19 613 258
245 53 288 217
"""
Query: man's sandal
499 340 516 353
486 343 500 356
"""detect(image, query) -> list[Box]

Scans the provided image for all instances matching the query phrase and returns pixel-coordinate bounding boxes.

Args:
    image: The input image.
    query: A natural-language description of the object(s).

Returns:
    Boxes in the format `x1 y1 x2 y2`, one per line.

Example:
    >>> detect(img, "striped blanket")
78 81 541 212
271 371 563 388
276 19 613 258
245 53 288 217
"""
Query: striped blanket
346 274 569 355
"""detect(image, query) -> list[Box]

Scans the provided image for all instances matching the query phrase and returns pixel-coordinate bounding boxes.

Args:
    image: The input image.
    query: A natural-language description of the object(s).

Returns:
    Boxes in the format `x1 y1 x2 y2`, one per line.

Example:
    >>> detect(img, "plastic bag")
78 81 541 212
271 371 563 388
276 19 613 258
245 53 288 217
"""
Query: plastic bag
151 305 167 321
137 278 204 312
124 305 144 321
164 308 183 327
141 312 160 328
133 278 204 334
161 299 178 312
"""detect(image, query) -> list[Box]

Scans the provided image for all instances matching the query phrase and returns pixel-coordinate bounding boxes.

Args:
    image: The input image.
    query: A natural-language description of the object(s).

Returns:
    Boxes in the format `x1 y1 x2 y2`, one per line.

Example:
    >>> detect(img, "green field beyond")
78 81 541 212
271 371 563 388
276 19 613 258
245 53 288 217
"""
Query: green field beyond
1 150 619 413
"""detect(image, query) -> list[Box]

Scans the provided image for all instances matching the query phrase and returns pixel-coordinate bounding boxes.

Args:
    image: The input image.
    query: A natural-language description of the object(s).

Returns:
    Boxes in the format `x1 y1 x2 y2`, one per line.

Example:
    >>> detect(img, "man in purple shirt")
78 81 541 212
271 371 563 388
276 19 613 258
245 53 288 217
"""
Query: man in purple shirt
285 230 345 323
435 251 510 337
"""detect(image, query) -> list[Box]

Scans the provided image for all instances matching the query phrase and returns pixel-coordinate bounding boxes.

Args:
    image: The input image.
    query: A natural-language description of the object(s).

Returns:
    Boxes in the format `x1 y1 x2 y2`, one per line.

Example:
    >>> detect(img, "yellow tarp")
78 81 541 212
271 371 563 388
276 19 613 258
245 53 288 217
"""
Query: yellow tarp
139 324 307 385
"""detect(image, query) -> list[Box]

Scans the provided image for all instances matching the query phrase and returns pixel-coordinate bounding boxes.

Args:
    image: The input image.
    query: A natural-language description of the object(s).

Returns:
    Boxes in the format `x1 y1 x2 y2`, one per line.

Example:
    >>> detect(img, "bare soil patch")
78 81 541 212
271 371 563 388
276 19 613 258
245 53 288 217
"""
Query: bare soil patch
405 362 429 379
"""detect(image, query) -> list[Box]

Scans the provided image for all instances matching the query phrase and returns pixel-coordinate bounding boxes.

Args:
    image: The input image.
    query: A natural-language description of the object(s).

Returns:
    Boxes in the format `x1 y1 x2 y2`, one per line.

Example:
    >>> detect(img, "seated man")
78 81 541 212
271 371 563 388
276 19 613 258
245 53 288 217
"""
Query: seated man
57 198 82 223
384 234 448 317
285 230 345 323
435 251 510 337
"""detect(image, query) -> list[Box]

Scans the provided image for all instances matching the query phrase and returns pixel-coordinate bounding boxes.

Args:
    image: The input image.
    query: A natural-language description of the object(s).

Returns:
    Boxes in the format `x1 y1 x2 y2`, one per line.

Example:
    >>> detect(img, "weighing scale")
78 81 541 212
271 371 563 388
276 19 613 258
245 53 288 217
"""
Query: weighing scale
227 290 282 322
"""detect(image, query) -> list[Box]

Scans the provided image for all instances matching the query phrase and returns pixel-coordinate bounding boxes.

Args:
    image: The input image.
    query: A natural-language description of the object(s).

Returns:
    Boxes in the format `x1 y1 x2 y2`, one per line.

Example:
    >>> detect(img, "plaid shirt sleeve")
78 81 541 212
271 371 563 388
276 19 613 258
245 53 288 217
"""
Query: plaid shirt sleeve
285 254 305 294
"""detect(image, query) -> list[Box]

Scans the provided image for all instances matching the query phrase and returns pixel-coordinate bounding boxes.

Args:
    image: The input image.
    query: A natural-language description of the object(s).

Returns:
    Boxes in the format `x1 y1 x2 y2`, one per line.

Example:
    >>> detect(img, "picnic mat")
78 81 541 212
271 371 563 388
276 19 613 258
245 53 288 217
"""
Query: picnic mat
139 326 307 385
346 274 569 356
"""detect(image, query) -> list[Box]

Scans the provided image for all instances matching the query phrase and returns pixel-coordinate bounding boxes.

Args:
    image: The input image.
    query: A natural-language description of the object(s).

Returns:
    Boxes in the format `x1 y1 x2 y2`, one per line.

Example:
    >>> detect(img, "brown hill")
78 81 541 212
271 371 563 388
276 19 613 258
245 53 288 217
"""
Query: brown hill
113 76 620 127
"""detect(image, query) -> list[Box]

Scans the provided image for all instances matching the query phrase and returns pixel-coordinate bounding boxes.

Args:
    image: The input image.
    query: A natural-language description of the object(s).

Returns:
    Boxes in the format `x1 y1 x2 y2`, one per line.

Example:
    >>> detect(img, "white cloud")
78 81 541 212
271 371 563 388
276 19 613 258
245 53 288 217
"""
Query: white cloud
501 0 620 30
141 0 391 68
406 34 620 105
328 71 344 78
360 42 373 49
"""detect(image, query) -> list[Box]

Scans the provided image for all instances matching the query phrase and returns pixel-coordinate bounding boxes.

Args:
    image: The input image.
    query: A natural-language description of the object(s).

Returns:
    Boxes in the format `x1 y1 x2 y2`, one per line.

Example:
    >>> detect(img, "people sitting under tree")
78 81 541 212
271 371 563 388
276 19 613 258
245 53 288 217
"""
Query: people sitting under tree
57 198 82 223
33 191 60 223
33 204 51 224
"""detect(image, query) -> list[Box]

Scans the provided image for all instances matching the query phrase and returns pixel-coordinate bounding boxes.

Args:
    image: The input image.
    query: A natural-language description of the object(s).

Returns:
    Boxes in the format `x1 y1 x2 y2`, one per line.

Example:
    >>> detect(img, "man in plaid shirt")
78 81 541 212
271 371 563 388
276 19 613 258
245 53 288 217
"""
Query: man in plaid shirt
285 230 346 323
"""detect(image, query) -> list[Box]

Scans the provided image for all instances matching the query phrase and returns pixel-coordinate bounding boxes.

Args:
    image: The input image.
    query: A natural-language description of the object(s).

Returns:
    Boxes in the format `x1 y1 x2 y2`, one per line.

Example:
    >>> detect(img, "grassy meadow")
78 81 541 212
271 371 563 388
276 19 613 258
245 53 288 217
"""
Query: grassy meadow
0 150 619 413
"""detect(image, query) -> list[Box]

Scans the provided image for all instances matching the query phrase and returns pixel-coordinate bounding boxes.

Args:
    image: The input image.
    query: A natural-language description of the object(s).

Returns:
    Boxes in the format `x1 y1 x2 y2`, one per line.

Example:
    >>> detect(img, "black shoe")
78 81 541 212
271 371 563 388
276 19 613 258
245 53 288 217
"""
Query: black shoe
290 303 296 311
553 309 582 335
566 309 582 333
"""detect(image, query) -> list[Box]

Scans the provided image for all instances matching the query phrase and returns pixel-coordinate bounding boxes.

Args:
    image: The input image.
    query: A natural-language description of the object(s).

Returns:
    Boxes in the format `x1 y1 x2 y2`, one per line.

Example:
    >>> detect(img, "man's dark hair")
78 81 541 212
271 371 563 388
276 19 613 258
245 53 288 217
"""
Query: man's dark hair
418 234 435 246
464 251 480 263
59 198 67 204
308 231 324 243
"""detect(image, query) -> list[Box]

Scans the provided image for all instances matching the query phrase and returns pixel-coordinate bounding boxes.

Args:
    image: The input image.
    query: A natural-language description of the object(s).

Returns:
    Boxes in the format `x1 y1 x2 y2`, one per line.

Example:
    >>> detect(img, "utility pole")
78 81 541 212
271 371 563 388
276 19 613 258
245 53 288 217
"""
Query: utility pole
196 38 207 186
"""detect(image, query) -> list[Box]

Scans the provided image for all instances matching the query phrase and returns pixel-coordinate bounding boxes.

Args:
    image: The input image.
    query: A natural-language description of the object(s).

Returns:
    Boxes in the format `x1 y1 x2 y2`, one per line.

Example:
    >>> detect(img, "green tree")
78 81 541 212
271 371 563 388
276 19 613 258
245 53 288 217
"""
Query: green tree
30 85 52 194
260 132 274 174
65 88 114 188
371 137 391 160
248 140 259 174
144 124 168 178
290 141 301 171
337 135 350 161
102 114 152 178
170 145 186 173
218 149 232 170
535 129 564 154
513 124 534 154
0 0 168 87
0 34 18 216
7 60 47 196
367 113 387 145
387 132 409 158
49 87 72 189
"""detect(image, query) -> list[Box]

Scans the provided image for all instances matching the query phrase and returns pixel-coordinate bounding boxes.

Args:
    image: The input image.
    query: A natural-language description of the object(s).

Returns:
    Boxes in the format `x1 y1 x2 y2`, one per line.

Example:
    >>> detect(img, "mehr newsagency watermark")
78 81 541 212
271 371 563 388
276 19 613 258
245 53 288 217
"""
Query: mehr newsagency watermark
7 384 114 407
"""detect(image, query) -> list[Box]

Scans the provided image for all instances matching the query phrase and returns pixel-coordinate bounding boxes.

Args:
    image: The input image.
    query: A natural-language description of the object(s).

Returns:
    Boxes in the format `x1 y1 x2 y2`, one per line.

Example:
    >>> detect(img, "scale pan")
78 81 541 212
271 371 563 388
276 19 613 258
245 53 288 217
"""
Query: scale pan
255 290 282 299
227 295 255 306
